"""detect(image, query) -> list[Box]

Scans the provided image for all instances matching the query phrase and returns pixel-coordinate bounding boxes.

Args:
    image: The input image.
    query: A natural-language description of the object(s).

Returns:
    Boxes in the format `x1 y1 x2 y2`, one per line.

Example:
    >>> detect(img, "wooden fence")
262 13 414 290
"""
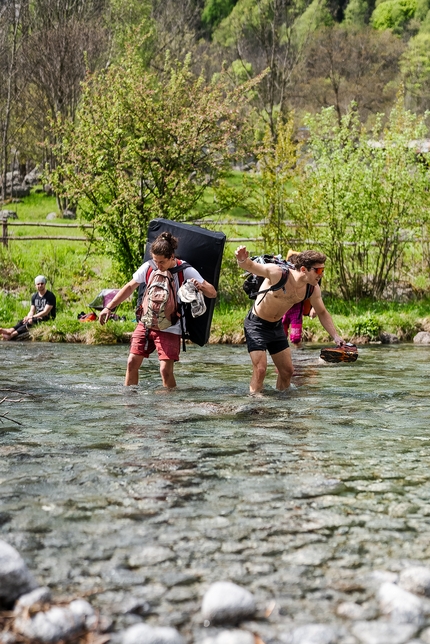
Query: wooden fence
0 218 265 247
2 217 428 248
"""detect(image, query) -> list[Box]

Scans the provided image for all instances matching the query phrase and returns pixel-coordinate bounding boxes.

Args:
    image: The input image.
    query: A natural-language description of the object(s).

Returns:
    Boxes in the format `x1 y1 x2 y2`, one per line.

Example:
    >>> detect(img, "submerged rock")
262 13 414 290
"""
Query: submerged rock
379 332 399 344
0 539 38 606
122 623 185 644
200 630 255 644
202 582 256 625
282 623 339 643
351 620 417 644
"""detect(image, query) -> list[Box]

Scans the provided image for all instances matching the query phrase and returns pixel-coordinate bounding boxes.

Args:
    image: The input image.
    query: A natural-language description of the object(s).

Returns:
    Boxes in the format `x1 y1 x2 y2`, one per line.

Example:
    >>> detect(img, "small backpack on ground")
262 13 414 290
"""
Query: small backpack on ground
136 261 190 330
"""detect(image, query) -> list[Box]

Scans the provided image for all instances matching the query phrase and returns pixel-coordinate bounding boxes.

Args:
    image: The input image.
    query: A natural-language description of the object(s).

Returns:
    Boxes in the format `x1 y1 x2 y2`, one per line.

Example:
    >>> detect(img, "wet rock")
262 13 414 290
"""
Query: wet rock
282 623 339 643
291 477 346 498
0 539 38 606
413 332 430 344
122 623 185 644
202 582 256 625
351 620 417 644
120 596 152 616
399 567 430 597
379 332 399 344
128 546 175 568
336 601 367 620
200 630 255 644
378 581 425 625
420 626 430 643
282 543 334 566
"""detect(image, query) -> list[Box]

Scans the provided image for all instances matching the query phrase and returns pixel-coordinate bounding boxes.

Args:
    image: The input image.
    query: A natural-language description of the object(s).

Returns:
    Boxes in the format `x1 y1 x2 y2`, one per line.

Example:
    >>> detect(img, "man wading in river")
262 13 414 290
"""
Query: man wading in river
235 246 344 394
99 232 217 388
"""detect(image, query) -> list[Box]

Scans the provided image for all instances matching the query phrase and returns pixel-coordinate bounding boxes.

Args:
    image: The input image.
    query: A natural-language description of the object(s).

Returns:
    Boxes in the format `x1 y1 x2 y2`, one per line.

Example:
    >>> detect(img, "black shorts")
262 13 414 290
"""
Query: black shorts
244 310 289 355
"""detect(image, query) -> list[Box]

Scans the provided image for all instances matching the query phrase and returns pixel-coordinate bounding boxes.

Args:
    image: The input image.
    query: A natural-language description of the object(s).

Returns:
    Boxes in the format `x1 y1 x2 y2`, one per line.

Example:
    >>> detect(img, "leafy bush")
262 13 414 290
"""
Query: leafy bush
371 0 417 31
352 314 381 339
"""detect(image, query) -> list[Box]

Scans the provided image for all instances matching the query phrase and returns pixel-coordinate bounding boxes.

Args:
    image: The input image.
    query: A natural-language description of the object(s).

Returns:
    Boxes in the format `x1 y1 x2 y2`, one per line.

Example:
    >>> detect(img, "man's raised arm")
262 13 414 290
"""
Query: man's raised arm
235 245 283 285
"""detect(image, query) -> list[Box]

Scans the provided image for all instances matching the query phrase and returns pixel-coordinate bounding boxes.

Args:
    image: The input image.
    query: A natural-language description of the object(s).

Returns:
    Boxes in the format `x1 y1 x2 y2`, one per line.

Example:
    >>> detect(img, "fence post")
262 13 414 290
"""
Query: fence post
1 215 8 247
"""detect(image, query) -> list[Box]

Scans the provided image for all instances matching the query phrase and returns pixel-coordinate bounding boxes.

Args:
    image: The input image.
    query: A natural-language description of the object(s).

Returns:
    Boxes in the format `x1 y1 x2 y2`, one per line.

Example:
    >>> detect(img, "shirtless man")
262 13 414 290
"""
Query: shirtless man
235 246 344 393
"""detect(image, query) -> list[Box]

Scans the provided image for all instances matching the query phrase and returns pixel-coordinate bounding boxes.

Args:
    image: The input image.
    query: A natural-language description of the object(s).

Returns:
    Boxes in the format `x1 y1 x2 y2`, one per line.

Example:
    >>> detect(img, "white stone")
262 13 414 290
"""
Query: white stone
69 599 97 629
14 587 51 611
202 582 256 625
122 623 185 644
284 623 339 643
399 567 430 597
128 546 175 568
378 581 424 625
413 332 430 344
15 605 85 643
200 630 255 644
351 620 417 644
336 601 366 620
0 539 37 605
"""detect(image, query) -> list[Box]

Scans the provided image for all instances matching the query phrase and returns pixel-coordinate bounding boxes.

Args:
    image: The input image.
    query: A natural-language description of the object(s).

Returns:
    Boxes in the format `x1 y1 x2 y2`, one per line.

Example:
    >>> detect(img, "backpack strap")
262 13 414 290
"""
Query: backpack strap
304 284 314 300
256 268 289 306
171 260 191 352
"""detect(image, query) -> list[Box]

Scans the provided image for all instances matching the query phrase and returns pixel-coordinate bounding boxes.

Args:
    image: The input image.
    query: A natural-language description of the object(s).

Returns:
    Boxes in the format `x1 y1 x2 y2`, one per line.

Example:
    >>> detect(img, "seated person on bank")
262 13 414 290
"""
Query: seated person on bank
0 275 56 341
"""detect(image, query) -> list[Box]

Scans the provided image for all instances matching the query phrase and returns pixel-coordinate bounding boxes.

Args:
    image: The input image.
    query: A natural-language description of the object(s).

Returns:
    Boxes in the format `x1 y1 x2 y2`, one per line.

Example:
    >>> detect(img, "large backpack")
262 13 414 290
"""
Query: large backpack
138 261 189 330
243 255 293 303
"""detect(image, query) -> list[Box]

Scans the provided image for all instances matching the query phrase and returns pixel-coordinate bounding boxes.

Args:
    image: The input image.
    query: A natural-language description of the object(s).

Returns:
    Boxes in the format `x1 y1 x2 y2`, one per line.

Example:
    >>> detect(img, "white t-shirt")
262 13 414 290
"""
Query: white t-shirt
133 259 204 335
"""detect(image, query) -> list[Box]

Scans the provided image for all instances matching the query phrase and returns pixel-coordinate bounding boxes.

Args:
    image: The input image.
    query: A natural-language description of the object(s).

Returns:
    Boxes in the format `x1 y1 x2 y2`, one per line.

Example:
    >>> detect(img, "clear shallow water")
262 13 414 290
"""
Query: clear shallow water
1 342 430 640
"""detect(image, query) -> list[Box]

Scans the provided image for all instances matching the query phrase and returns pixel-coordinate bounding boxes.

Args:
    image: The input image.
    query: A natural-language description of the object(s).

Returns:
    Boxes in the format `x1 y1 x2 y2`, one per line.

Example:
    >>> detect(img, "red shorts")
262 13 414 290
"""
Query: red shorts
130 323 180 361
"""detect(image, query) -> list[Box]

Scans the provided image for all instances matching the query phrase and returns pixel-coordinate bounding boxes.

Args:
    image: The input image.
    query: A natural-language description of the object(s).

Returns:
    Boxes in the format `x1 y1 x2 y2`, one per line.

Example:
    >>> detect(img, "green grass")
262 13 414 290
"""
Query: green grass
1 187 430 344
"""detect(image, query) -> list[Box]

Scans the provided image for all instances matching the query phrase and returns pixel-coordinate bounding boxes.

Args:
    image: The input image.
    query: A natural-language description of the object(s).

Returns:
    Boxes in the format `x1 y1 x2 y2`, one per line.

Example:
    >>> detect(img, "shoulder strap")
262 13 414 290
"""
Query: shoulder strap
304 284 314 300
256 268 289 305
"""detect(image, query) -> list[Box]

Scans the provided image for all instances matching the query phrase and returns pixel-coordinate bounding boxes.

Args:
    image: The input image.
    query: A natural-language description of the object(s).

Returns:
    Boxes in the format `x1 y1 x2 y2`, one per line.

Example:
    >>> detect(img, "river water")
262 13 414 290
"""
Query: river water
1 342 430 642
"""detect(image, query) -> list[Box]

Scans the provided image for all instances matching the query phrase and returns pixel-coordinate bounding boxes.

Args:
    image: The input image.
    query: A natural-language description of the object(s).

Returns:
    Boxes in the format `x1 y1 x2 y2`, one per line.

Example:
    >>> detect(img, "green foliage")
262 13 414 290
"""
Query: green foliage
50 49 258 279
0 249 22 290
217 247 250 306
371 0 417 31
289 96 430 299
352 314 381 338
243 118 298 255
343 0 372 25
293 0 333 45
400 33 430 110
202 0 238 31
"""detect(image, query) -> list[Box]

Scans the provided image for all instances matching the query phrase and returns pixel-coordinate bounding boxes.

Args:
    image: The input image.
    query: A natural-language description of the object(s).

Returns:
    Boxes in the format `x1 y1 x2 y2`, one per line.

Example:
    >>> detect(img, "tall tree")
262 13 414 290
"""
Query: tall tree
0 0 27 203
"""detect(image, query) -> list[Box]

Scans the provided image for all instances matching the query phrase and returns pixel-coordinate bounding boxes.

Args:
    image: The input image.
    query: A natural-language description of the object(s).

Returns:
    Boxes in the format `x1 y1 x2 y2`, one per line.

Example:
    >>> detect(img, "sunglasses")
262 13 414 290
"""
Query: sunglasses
310 267 325 275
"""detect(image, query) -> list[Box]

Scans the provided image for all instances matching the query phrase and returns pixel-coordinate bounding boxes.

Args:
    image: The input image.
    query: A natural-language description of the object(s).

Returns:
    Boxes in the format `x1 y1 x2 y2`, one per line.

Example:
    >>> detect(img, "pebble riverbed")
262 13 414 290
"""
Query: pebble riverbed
1 341 430 643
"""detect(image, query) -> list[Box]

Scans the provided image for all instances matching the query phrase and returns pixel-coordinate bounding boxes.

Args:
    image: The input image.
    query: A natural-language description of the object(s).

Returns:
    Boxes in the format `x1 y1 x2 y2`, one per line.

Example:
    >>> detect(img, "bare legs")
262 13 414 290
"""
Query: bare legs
125 354 176 388
249 348 294 394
